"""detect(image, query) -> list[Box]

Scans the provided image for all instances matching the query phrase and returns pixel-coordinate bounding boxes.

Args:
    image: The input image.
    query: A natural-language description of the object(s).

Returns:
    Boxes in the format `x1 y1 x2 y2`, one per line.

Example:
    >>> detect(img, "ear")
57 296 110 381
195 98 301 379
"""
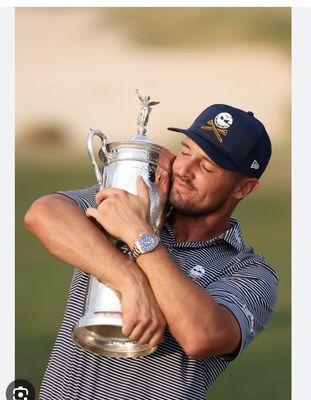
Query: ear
232 177 259 200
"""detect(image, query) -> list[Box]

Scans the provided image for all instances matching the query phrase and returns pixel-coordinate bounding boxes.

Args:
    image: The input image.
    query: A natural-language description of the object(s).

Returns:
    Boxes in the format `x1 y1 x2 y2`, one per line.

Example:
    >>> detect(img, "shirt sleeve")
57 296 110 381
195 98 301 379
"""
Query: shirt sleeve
205 259 279 361
56 184 100 212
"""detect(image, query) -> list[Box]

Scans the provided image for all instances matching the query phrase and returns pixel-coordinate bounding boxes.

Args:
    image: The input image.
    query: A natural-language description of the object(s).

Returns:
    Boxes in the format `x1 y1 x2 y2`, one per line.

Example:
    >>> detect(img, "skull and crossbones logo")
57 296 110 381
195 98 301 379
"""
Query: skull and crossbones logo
214 112 233 129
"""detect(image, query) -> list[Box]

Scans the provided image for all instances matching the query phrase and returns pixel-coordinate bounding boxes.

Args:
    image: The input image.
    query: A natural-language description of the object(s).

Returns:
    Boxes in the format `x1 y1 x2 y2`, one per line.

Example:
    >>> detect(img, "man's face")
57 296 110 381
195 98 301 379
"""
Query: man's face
169 137 243 216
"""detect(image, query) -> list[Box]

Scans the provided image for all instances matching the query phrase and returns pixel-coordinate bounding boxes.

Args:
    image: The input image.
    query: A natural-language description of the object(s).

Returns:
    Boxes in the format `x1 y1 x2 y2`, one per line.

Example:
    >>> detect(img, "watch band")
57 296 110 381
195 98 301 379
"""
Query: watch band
131 244 142 259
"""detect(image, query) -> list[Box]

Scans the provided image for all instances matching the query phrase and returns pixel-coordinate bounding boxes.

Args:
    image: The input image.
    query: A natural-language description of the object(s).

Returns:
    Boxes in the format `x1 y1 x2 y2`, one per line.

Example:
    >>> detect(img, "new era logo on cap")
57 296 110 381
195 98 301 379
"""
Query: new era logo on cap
251 160 260 169
167 103 272 178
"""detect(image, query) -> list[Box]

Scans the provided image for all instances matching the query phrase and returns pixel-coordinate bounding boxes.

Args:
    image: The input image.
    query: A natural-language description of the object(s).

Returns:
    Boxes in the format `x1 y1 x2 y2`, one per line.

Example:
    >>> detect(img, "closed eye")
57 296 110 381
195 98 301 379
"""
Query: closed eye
201 163 213 172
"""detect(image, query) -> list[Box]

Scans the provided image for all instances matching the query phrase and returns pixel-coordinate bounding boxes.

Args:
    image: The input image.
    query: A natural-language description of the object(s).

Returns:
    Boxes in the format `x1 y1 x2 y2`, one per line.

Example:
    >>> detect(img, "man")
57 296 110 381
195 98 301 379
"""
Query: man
25 104 278 400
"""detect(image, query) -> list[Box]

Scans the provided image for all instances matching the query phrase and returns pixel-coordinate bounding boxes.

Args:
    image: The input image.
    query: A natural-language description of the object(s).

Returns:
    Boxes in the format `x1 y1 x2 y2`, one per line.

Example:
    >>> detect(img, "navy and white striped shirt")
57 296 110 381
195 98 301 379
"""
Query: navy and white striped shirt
39 185 278 400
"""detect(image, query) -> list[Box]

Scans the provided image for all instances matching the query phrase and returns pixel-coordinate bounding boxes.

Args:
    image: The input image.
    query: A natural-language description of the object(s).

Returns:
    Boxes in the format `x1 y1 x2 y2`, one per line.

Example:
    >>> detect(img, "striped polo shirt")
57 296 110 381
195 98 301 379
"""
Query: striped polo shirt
39 184 278 400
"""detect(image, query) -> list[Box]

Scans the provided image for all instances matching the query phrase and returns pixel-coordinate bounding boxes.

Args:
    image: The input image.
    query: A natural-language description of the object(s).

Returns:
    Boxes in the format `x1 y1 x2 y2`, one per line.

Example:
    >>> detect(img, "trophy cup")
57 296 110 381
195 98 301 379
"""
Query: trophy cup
72 90 175 358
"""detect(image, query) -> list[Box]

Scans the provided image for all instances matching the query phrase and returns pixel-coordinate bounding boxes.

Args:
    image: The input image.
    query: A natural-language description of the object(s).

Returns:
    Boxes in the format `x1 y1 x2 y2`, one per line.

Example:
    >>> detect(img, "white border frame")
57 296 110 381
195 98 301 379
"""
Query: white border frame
1 1 310 7
2 2 308 398
0 6 15 395
292 7 311 400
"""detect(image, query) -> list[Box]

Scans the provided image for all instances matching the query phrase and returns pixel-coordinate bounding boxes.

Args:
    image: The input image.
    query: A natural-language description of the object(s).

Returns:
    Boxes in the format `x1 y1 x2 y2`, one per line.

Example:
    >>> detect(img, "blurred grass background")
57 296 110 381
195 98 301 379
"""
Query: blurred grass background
16 7 290 399
103 7 290 50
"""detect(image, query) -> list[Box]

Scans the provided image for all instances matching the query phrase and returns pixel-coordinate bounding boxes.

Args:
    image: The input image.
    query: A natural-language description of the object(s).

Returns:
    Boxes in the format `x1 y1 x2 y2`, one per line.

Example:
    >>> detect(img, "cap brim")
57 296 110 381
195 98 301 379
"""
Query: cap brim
167 127 244 174
167 127 188 134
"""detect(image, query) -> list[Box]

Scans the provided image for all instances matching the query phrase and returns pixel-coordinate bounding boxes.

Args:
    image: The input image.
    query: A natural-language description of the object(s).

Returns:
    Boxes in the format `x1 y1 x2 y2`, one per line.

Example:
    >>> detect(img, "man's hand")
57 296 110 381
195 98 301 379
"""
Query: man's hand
85 178 166 347
86 176 153 248
120 272 166 347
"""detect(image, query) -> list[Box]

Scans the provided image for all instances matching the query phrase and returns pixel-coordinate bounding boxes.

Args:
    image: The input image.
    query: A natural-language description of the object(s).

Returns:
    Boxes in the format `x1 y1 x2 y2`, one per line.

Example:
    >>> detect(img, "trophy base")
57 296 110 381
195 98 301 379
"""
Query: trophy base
72 312 156 358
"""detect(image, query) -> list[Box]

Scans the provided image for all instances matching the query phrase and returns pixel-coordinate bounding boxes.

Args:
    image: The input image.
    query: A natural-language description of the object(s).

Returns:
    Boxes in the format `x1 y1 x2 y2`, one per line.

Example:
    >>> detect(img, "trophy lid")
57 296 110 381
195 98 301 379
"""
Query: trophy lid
129 133 156 143
97 90 175 171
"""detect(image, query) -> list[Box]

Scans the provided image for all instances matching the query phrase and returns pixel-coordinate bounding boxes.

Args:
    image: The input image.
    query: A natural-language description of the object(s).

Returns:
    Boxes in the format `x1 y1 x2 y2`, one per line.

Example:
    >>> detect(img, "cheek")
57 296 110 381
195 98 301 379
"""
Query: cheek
171 156 184 173
195 175 227 201
207 177 235 201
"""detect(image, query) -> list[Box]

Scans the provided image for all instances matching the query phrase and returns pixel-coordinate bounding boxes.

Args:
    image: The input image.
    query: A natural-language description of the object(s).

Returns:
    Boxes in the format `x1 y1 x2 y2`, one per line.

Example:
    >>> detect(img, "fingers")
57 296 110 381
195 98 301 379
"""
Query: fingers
136 325 165 347
127 323 164 347
122 311 166 347
95 188 128 205
122 313 137 337
86 207 107 229
127 320 150 342
85 207 99 220
148 331 165 348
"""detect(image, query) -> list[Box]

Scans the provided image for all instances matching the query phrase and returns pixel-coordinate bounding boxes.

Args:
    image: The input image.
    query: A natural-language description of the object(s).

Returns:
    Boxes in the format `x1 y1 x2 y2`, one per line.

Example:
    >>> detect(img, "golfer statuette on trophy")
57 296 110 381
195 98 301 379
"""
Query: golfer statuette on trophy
72 90 174 358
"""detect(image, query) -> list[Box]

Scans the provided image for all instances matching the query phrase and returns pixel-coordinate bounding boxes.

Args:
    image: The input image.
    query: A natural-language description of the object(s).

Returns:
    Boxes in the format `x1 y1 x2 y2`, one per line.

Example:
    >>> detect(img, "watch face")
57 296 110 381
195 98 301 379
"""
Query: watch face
138 233 159 253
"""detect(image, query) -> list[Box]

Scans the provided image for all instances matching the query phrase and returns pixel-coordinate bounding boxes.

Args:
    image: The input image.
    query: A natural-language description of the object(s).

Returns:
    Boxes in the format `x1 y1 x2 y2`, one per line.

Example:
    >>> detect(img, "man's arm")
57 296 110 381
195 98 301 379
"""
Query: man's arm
25 194 132 288
24 193 166 347
133 245 241 359
85 181 242 359
132 245 278 361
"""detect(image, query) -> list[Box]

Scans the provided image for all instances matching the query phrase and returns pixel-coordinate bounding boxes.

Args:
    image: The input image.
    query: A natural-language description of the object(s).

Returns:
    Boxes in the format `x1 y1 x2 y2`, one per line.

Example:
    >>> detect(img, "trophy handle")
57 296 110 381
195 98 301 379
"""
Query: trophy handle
87 128 109 187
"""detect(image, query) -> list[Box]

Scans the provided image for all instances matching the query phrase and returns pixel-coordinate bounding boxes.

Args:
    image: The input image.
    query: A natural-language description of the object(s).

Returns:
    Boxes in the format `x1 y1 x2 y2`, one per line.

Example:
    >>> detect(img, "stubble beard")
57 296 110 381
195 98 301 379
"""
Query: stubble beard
169 184 229 218
169 194 228 217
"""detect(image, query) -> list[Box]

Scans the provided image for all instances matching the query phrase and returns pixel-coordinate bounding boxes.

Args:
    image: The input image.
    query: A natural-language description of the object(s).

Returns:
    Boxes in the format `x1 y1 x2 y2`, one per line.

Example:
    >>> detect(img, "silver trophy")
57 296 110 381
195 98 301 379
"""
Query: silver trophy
72 90 175 358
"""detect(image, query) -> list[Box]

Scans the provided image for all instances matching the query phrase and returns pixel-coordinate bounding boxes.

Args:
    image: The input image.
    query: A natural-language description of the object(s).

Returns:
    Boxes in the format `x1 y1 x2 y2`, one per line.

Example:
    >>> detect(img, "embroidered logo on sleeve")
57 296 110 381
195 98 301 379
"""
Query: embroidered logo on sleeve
242 304 255 335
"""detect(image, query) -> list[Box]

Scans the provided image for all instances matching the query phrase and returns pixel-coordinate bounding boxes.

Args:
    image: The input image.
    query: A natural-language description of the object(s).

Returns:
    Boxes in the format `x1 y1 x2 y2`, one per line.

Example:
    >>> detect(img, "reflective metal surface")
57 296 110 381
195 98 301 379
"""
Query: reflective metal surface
72 91 175 358
135 89 160 136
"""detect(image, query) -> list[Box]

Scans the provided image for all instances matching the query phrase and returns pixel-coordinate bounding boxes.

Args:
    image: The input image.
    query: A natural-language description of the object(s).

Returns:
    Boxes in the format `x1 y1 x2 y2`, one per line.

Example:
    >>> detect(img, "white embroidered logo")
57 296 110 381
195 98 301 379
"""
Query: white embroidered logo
214 112 233 129
250 160 260 169
242 304 255 335
189 265 206 279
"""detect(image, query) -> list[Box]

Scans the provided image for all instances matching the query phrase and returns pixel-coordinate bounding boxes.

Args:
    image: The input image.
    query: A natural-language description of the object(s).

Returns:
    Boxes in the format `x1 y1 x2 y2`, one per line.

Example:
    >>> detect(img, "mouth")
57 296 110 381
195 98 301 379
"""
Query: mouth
173 176 195 191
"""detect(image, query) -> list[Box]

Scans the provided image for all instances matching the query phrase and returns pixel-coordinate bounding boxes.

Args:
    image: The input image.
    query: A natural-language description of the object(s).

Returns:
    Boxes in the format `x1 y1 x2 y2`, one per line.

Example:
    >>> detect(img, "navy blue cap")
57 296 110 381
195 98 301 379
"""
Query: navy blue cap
168 104 271 178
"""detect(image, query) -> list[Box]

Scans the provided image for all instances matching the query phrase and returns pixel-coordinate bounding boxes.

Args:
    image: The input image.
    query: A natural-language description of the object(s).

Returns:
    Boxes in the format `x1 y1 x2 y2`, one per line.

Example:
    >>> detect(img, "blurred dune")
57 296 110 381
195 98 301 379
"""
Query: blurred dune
16 8 290 154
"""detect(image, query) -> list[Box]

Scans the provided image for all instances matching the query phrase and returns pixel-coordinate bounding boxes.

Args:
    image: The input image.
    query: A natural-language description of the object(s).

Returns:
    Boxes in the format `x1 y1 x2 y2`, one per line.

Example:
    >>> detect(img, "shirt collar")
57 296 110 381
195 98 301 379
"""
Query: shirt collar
163 206 245 252
218 217 245 252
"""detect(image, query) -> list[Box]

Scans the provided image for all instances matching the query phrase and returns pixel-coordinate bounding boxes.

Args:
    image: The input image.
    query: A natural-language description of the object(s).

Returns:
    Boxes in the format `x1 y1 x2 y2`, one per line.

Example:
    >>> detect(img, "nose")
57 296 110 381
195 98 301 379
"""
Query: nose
176 156 196 179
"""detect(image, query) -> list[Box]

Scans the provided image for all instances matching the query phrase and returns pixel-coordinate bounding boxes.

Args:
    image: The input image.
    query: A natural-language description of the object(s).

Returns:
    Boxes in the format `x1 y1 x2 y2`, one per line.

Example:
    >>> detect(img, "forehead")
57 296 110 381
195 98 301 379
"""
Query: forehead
181 137 218 166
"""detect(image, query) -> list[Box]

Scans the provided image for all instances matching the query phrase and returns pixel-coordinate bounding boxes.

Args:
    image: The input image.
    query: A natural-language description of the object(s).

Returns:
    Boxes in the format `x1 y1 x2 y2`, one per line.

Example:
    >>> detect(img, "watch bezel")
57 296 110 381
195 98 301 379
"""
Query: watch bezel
136 232 160 254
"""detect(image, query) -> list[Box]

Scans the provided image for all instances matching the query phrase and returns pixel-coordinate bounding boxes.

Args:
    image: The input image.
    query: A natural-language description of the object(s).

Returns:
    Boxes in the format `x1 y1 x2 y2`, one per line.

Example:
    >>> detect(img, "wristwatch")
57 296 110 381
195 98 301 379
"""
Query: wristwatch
131 232 161 259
